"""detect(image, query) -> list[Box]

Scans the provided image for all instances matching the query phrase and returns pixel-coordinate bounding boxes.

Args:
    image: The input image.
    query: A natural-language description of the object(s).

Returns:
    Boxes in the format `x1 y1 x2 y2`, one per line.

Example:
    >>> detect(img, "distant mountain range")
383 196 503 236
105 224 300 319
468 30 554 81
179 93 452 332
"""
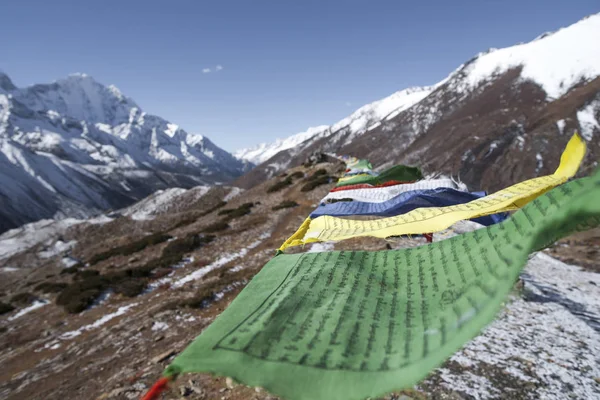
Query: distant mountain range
0 72 249 233
234 13 600 192
234 86 434 166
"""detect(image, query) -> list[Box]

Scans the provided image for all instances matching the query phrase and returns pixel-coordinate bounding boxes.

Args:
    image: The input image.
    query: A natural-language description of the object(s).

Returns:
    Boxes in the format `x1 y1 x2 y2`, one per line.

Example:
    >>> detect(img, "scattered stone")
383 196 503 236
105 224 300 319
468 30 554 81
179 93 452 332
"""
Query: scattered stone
188 379 203 394
179 386 192 396
151 350 175 364
225 377 234 389
107 387 128 398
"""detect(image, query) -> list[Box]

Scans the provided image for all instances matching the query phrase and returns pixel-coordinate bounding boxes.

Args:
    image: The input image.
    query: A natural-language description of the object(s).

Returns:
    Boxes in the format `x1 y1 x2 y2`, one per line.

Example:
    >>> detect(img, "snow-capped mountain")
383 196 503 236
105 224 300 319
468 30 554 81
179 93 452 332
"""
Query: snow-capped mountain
236 13 600 190
327 86 435 138
235 86 433 165
234 125 330 165
0 72 247 233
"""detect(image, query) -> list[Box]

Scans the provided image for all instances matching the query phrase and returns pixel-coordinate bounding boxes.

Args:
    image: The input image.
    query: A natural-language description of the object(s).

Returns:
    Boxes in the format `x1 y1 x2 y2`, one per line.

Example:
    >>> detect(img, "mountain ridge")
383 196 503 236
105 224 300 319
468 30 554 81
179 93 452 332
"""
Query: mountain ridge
234 13 600 191
234 86 434 165
234 125 330 165
0 72 247 233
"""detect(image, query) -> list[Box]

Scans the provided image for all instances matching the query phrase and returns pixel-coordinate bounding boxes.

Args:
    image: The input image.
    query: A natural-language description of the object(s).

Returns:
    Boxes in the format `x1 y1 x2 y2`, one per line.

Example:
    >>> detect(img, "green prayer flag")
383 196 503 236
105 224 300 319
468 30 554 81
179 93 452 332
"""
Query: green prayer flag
336 165 423 187
166 171 600 400
351 159 373 170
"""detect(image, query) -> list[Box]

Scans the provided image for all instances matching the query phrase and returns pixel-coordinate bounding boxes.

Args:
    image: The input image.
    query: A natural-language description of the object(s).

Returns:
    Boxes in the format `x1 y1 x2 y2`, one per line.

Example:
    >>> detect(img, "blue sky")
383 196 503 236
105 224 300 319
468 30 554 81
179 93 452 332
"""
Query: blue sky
1 1 598 151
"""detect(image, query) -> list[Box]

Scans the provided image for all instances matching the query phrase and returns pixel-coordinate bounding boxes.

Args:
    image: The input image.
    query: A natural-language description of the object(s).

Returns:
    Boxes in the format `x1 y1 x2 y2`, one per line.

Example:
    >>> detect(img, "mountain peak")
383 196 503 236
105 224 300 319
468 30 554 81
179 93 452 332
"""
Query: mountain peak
0 71 16 92
56 73 100 87
447 12 600 99
0 70 247 232
107 84 125 99
6 72 139 125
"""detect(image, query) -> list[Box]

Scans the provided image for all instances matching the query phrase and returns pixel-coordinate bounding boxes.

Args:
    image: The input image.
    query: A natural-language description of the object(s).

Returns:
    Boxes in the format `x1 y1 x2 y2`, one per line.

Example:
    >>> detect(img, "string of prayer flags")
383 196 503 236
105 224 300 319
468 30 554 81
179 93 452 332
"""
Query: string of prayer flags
163 170 600 400
310 187 508 226
279 133 585 252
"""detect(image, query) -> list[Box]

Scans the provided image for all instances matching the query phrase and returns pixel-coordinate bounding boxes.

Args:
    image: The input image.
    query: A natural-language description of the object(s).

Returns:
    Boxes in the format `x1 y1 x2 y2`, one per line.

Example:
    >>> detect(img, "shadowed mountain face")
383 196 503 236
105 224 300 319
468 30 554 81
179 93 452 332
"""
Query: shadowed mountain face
0 73 249 233
235 14 600 192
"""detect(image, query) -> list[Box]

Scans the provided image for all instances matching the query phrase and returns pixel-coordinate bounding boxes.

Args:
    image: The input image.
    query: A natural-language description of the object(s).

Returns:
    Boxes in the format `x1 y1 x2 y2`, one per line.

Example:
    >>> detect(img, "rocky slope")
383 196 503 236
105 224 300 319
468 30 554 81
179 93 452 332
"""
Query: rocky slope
235 13 600 192
0 160 598 400
0 72 248 233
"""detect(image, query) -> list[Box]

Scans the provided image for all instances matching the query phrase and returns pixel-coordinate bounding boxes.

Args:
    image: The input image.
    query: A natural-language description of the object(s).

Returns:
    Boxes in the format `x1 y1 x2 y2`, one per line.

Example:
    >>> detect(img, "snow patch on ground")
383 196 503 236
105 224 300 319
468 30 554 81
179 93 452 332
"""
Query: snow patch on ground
485 141 499 157
0 218 82 260
307 242 335 253
60 303 138 340
120 187 211 221
577 101 599 141
437 369 499 399
429 251 600 399
441 299 600 399
515 135 525 150
172 232 271 287
8 300 49 321
87 215 113 225
535 153 544 173
556 119 566 134
42 341 62 351
525 252 600 319
38 240 77 259
229 265 244 273
172 252 246 288
89 290 112 309
175 314 196 323
61 256 80 267
151 321 169 331
145 257 194 292
224 187 243 202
